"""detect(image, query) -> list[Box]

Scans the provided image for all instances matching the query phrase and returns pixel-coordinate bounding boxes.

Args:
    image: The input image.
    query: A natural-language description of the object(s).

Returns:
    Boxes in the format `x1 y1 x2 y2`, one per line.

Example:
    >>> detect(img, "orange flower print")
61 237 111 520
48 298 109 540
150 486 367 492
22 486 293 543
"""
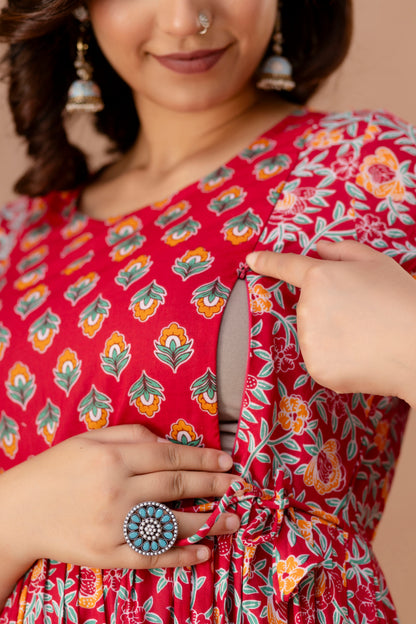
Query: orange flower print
169 419 203 446
130 281 166 322
213 606 222 624
64 272 100 306
275 555 307 597
79 295 111 338
61 213 87 240
208 186 247 215
191 368 217 415
199 165 234 193
53 348 81 396
36 399 60 446
374 420 389 452
17 244 49 273
79 568 104 609
115 255 153 290
363 123 381 142
192 279 230 319
240 137 276 163
109 233 146 262
250 283 272 315
0 411 20 460
100 332 131 380
78 385 113 430
254 154 291 181
310 129 344 149
267 597 287 624
154 322 194 372
6 362 36 411
60 232 93 258
243 544 257 579
14 283 50 320
304 439 346 495
155 201 191 227
20 224 51 252
356 147 406 201
173 247 214 281
106 216 143 246
16 585 28 624
0 323 11 361
28 308 61 353
62 250 95 276
162 217 201 247
222 209 262 245
278 395 310 435
14 264 47 291
128 372 165 418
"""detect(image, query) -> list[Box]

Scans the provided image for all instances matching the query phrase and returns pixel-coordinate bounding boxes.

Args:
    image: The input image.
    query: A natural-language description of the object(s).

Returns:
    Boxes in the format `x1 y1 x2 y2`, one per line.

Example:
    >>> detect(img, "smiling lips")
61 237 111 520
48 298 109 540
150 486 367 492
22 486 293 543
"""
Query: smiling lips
153 47 228 74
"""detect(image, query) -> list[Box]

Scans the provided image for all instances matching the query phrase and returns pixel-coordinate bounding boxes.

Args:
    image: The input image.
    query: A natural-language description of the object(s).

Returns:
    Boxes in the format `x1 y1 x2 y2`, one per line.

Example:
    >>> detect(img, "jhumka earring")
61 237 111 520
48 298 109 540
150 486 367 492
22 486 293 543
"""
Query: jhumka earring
66 6 104 113
256 3 295 92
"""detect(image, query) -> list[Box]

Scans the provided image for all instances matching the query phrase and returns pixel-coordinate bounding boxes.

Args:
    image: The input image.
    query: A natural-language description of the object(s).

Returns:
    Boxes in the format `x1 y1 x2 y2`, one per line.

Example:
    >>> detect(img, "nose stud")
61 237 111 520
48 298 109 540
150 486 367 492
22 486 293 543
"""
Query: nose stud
198 12 211 35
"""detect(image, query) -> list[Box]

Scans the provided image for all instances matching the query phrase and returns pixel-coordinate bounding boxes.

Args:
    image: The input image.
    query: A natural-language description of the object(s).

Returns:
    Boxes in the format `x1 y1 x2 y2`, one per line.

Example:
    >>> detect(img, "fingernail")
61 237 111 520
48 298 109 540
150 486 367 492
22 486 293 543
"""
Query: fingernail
246 252 258 267
197 547 211 561
225 515 240 531
218 453 233 470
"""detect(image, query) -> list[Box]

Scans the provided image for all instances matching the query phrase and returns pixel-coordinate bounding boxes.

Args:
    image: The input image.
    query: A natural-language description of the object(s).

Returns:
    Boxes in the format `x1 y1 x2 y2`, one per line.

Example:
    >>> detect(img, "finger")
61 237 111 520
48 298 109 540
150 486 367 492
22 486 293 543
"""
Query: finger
316 239 381 262
128 470 241 502
115 543 212 569
246 250 321 288
80 423 160 444
118 441 234 475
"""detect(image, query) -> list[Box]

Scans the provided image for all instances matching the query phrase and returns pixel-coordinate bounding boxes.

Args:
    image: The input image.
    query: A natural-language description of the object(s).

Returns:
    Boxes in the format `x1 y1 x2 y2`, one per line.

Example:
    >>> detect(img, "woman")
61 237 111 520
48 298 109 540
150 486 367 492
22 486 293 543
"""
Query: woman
0 1 415 622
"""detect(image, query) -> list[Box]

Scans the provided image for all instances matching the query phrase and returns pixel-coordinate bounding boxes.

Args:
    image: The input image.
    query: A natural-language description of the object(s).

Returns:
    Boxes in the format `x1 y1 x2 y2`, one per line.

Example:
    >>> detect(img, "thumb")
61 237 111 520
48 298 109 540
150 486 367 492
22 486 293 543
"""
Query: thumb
316 239 380 262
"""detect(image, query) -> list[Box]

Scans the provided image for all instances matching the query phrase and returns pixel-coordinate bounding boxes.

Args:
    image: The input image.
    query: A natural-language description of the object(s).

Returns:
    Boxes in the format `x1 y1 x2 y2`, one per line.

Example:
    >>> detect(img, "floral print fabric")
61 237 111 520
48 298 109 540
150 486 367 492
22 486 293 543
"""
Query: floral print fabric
0 110 415 623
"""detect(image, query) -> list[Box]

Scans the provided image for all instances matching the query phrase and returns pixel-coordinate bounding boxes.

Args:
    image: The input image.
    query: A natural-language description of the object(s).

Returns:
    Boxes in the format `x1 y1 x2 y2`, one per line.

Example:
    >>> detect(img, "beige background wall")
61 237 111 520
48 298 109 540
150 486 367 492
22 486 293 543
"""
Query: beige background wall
0 1 415 622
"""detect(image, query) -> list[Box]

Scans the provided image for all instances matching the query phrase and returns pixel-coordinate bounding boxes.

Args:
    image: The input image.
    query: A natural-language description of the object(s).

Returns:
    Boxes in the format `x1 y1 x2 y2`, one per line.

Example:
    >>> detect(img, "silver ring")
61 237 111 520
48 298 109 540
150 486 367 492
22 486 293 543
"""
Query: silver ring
123 502 178 556
198 12 211 35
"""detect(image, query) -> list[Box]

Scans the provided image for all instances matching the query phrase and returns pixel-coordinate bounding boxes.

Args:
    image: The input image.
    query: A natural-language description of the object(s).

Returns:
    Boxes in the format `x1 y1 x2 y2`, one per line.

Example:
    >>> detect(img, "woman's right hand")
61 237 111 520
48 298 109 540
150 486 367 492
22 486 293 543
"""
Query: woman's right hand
0 424 242 573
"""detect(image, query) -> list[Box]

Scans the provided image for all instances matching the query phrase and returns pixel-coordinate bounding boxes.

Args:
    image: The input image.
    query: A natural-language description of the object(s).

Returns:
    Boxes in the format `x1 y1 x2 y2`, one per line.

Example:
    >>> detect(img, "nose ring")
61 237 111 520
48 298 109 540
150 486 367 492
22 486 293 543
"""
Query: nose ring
198 12 211 35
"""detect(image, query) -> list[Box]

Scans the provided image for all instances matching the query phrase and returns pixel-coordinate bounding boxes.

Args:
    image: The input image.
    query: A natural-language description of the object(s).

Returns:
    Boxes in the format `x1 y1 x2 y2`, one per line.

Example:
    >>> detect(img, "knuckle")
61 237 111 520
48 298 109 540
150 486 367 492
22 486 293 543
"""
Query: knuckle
166 443 181 469
171 471 186 498
129 423 152 442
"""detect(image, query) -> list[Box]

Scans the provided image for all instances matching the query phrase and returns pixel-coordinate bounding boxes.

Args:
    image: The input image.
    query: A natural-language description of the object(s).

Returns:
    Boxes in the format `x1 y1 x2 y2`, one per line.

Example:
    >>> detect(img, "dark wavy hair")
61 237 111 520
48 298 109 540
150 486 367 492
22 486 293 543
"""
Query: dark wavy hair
0 1 353 197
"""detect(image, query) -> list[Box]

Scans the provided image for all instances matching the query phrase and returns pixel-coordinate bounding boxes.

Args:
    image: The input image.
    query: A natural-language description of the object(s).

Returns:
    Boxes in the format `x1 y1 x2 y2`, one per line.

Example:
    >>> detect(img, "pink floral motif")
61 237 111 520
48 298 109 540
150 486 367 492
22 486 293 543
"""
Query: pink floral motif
272 338 298 373
103 568 124 592
355 214 387 244
356 586 377 623
121 601 146 624
331 151 360 180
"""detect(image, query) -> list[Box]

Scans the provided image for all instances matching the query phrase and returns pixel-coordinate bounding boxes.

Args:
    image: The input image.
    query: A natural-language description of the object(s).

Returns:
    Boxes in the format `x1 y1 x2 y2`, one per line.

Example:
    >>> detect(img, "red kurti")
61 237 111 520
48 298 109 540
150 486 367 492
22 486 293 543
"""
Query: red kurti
1 109 415 623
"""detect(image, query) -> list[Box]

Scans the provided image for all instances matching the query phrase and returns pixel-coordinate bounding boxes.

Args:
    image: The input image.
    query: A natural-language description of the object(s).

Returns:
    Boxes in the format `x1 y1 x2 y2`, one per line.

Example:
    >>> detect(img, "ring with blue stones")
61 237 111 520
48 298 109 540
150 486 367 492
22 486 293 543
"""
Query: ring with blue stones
123 501 178 556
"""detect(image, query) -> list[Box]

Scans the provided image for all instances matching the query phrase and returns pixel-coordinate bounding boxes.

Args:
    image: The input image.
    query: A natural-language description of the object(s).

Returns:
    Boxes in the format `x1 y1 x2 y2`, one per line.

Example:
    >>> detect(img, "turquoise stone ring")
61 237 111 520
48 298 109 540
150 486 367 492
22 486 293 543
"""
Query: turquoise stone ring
123 502 178 556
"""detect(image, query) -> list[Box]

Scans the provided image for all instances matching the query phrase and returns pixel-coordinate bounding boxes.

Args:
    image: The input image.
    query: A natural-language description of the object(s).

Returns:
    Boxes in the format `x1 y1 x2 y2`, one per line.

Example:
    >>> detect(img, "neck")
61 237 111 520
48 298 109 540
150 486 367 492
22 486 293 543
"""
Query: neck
124 85 263 175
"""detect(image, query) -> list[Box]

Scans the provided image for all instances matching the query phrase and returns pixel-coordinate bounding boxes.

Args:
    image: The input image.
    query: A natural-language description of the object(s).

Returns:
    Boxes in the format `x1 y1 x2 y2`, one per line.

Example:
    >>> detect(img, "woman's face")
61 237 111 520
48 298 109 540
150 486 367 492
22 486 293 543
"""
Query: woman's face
87 0 277 113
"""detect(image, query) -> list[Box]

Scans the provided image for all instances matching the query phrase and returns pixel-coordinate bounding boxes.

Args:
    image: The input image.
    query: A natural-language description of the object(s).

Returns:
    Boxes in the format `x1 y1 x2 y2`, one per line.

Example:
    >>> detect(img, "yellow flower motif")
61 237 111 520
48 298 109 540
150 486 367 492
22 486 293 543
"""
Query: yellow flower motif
56 348 78 373
197 394 217 415
41 421 58 446
275 555 307 596
170 419 197 443
224 226 254 245
79 568 104 609
84 408 110 430
196 296 225 319
181 247 209 263
62 233 93 257
32 328 55 353
213 606 222 624
243 544 257 579
356 147 406 201
363 123 381 142
304 439 346 495
250 283 272 315
104 332 126 358
133 298 160 322
374 419 389 452
81 314 106 338
165 230 194 247
310 129 344 149
14 266 47 291
1 432 19 460
135 395 161 418
267 597 287 624
159 322 187 347
278 395 310 434
8 362 30 385
17 585 28 624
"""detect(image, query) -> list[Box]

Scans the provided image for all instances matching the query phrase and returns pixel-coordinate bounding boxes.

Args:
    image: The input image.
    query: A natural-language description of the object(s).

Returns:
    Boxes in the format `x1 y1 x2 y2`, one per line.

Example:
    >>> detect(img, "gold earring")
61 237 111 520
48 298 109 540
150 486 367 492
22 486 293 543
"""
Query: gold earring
256 5 295 92
66 6 104 113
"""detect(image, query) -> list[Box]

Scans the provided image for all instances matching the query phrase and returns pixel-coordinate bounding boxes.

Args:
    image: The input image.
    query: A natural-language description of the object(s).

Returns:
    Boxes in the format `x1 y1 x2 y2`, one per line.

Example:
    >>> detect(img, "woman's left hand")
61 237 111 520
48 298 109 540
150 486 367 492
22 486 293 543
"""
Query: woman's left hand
246 240 416 406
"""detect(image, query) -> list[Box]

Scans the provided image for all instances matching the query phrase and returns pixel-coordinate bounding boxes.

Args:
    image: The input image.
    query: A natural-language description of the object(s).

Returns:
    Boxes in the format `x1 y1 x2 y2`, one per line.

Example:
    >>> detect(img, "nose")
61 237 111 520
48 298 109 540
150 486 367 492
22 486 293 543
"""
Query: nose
158 0 210 37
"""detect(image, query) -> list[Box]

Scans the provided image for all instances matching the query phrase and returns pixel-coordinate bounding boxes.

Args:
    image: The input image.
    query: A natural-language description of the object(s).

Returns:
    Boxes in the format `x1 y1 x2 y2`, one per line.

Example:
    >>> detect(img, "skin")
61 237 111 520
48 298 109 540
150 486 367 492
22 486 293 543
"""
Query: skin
246 241 416 407
1 0 294 609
